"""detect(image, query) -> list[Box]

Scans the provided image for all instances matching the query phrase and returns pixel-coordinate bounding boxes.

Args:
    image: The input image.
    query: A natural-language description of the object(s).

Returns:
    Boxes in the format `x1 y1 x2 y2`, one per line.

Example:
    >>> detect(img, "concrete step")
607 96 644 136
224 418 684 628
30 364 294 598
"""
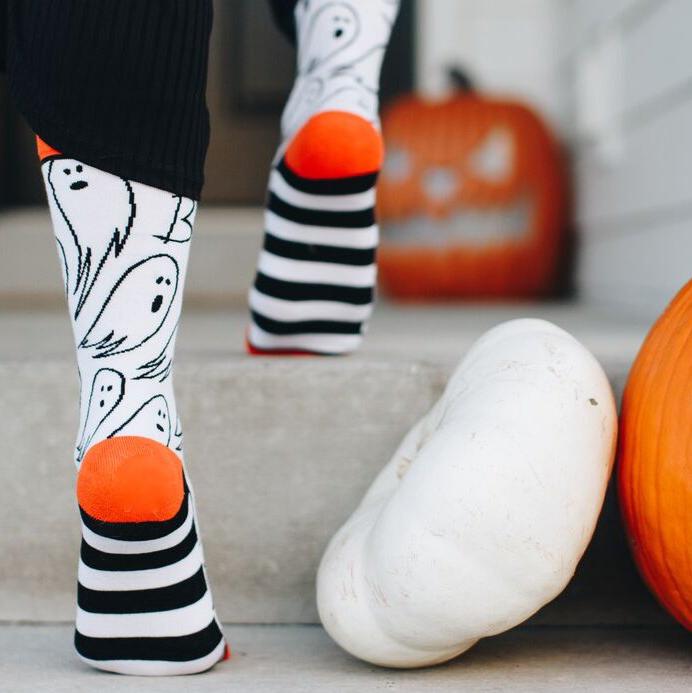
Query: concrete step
0 302 668 628
0 207 263 308
1 624 689 692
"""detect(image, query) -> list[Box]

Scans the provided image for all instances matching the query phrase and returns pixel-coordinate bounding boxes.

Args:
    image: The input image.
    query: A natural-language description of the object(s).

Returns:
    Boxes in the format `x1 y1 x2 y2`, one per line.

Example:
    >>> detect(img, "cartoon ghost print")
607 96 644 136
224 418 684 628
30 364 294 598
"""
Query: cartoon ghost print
45 159 135 318
297 2 360 75
75 368 126 463
282 0 398 137
109 394 172 447
79 254 179 358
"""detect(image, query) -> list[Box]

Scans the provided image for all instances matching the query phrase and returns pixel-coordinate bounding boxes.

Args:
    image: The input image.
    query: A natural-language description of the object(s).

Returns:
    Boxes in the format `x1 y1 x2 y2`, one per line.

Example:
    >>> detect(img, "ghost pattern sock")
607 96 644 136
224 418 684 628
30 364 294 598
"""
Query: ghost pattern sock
38 138 227 675
247 0 400 355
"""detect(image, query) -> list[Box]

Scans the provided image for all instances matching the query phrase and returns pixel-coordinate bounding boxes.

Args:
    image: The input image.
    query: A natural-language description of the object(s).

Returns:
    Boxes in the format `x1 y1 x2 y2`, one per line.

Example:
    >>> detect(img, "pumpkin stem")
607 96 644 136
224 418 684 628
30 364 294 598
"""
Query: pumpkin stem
448 67 475 93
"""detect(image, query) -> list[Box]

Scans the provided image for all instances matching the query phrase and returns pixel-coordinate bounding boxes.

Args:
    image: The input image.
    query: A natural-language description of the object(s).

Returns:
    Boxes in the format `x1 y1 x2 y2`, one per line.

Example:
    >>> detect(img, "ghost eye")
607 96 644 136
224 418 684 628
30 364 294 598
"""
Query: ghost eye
470 129 513 182
156 276 164 284
382 147 412 183
165 278 171 286
107 385 113 391
63 168 71 175
76 164 83 173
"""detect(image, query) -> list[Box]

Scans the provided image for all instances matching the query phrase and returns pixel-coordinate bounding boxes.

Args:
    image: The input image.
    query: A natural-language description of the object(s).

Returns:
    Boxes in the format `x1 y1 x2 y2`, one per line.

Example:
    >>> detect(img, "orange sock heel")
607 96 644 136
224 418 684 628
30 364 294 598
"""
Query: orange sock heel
284 111 384 180
77 436 184 523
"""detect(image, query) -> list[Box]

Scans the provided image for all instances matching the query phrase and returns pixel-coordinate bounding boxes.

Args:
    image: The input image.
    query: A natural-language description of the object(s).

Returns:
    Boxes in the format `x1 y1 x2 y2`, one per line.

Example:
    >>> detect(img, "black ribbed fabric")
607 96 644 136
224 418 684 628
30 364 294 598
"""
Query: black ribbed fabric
5 1 213 199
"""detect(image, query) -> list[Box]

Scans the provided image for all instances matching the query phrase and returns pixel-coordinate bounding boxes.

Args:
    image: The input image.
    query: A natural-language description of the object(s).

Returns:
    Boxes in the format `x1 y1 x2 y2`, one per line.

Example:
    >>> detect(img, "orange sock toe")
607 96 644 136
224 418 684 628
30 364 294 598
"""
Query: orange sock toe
284 111 384 180
77 436 184 523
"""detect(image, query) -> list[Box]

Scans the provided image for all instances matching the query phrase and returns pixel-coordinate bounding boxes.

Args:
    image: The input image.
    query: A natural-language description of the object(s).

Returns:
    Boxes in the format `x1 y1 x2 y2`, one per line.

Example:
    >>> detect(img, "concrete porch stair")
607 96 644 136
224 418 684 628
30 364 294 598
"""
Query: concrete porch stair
1 624 690 692
0 302 662 625
1 208 689 689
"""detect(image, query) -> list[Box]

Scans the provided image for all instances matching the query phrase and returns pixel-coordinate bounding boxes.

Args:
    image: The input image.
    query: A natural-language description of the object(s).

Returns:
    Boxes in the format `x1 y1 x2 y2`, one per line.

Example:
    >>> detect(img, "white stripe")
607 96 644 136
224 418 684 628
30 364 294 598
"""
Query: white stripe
80 502 194 555
78 542 203 591
76 591 214 638
269 169 375 211
265 210 378 249
248 323 362 354
249 287 373 323
77 636 226 676
258 250 376 287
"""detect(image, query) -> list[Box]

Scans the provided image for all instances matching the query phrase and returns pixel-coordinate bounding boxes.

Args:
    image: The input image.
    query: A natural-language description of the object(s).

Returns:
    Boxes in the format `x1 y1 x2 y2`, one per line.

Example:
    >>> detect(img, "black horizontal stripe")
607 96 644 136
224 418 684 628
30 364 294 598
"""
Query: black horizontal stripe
81 525 197 572
75 619 224 663
263 233 376 266
78 566 207 614
251 310 362 336
254 272 373 305
268 192 375 228
277 157 378 195
79 493 189 542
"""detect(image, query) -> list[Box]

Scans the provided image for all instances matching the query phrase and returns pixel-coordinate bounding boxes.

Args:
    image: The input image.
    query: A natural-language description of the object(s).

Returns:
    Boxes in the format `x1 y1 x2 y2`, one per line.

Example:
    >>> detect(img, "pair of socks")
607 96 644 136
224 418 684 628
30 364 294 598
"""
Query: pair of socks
39 0 398 675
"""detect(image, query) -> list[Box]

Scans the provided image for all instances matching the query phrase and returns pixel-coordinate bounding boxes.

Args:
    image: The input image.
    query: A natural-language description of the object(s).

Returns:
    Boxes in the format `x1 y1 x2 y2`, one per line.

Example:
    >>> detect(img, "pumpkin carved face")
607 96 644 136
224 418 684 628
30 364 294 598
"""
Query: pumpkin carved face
377 93 567 299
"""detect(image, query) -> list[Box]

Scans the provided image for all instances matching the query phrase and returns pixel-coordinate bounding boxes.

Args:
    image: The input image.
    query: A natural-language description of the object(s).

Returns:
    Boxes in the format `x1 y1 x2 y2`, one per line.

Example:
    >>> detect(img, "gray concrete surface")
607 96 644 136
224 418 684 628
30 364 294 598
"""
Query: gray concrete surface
0 304 663 627
0 624 689 692
0 207 263 308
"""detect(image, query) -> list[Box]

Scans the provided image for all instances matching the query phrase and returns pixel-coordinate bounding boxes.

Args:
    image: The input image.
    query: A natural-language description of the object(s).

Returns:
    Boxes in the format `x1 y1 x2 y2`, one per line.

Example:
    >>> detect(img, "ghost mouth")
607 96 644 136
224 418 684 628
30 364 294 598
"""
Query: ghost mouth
151 295 164 313
156 423 165 432
382 196 534 248
70 180 88 191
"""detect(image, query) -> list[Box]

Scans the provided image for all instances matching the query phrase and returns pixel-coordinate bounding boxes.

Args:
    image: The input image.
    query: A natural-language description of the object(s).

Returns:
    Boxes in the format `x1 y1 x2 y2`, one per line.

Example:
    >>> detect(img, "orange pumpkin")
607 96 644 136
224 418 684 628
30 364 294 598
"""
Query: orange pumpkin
618 280 692 630
377 72 568 299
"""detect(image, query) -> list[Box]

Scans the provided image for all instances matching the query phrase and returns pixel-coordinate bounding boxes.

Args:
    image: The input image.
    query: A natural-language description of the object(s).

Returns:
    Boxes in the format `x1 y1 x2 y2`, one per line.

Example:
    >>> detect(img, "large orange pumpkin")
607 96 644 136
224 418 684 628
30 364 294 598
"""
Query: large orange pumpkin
618 280 692 630
377 72 568 299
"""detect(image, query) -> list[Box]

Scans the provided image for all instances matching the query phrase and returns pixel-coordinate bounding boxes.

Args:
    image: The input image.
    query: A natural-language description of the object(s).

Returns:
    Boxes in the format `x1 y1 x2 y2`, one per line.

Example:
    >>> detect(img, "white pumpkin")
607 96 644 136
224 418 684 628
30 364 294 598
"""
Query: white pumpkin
317 319 617 668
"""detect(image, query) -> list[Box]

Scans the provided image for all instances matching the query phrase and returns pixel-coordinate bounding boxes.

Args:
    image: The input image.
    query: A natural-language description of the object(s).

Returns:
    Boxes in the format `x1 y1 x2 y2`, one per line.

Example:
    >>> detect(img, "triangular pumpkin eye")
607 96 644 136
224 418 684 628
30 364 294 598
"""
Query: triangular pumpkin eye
382 147 412 182
470 128 514 181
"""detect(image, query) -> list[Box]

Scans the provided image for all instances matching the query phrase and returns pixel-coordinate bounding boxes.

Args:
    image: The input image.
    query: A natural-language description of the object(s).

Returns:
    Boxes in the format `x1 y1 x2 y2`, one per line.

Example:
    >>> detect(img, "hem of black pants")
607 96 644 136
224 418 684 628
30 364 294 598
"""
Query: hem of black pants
9 82 204 201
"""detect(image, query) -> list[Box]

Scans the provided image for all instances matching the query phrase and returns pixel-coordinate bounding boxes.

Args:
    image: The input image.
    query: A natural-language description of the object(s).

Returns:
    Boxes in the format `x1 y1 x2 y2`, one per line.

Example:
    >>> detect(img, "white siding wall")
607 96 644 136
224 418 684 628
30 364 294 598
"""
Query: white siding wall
416 0 569 128
416 0 691 317
565 0 692 316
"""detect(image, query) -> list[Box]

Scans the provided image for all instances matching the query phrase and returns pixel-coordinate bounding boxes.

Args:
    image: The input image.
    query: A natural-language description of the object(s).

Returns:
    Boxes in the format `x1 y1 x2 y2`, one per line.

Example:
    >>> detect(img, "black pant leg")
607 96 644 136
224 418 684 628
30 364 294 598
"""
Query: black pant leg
6 0 213 199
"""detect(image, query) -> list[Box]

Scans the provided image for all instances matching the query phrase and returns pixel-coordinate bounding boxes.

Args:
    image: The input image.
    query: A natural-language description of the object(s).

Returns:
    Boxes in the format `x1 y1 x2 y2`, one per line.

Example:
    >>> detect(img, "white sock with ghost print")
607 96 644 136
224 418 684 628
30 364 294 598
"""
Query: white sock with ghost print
247 0 400 355
40 150 227 675
281 0 400 139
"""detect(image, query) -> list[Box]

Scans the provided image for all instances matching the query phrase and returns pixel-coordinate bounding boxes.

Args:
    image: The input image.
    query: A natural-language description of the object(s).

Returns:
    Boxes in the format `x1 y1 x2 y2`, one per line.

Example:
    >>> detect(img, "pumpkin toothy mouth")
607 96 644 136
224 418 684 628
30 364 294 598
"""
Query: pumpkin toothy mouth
381 196 534 248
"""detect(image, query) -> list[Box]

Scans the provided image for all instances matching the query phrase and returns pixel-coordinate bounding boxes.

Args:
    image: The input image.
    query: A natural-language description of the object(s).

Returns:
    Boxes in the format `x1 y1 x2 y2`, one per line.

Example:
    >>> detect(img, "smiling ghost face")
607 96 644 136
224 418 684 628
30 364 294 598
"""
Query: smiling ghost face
376 94 567 298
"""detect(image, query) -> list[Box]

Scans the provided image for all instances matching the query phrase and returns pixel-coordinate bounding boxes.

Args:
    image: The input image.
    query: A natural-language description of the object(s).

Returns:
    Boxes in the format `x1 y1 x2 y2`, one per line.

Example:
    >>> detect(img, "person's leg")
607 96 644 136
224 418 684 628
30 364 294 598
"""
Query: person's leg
248 0 401 355
37 140 226 674
9 1 226 675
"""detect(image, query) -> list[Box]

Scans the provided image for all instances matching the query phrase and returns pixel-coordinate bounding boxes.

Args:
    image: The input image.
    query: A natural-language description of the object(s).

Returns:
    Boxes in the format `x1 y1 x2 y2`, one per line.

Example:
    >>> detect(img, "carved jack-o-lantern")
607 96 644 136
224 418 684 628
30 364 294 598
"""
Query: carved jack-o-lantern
377 75 568 299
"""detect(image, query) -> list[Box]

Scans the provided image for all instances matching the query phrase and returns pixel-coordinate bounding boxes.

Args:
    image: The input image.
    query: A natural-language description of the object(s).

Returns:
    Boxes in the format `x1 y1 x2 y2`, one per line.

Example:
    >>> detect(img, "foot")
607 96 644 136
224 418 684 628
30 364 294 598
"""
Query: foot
75 437 226 675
